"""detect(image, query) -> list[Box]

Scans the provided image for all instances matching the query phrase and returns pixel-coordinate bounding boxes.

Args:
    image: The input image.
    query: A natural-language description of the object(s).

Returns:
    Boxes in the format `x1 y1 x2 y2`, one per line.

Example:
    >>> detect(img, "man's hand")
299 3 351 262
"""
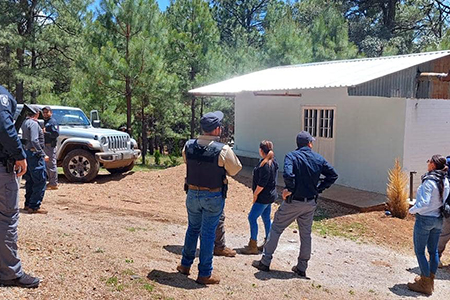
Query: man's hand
253 193 258 203
282 189 292 200
14 159 27 177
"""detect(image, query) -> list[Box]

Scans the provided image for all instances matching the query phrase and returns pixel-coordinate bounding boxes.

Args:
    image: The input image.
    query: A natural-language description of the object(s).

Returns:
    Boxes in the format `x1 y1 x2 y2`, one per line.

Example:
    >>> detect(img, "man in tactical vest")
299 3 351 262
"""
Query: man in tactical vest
177 111 242 285
0 85 40 288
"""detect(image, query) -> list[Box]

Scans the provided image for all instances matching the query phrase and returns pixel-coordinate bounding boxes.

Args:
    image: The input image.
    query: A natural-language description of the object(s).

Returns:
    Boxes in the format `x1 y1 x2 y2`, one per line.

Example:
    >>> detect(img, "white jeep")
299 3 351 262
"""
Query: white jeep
16 105 141 182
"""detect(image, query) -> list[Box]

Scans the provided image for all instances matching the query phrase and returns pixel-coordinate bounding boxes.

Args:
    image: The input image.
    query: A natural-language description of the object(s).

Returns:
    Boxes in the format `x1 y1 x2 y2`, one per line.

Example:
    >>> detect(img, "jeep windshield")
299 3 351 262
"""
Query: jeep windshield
52 109 91 126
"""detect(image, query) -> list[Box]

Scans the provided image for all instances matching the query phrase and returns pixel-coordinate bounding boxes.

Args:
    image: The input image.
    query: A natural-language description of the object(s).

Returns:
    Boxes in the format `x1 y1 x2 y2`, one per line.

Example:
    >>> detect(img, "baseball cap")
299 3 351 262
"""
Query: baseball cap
200 111 224 132
29 105 42 114
42 106 52 111
296 131 315 147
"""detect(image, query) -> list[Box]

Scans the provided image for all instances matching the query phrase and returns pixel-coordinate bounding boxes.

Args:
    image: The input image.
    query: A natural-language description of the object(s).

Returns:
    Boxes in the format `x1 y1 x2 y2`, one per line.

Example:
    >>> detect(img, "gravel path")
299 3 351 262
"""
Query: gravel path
0 166 448 299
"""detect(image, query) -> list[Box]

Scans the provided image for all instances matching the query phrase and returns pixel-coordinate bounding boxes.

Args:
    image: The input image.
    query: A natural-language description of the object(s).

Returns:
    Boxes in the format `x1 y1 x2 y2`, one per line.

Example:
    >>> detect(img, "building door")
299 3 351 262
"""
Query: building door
303 107 336 165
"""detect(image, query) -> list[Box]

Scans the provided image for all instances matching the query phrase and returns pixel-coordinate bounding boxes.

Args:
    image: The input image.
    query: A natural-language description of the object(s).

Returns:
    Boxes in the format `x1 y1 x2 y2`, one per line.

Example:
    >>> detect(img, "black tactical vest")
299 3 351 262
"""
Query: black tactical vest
185 139 226 189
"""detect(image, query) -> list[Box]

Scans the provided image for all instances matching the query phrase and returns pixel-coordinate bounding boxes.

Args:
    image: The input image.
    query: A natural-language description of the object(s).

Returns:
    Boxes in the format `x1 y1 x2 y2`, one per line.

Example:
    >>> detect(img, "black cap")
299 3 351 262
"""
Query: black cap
29 105 42 114
200 111 224 132
296 131 315 147
42 106 52 111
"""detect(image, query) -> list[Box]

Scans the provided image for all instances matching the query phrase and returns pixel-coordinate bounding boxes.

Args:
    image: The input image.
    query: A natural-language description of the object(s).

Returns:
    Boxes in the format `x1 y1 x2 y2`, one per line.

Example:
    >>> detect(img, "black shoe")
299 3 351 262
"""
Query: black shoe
0 273 40 288
291 266 308 279
252 260 270 272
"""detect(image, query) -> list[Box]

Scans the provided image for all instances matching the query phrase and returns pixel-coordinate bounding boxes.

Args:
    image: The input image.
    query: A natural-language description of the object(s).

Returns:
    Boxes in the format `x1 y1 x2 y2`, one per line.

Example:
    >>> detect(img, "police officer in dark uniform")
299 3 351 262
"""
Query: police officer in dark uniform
176 111 242 285
0 85 40 288
21 105 48 214
42 106 59 189
253 131 338 278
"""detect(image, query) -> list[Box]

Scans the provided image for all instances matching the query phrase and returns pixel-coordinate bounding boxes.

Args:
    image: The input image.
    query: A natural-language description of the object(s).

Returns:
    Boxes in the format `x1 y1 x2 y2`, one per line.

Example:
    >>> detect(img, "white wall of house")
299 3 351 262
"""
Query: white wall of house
234 88 407 194
403 99 450 196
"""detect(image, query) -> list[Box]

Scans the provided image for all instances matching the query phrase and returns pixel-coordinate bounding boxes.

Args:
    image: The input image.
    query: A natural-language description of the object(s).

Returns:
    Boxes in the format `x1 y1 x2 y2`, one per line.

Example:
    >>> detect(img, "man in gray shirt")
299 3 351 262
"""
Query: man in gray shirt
21 106 48 214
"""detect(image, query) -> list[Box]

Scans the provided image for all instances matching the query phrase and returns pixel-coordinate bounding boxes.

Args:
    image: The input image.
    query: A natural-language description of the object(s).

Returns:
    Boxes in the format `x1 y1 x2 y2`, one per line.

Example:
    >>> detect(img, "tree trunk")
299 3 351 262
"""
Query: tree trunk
125 23 132 136
30 48 37 103
190 95 196 138
141 105 148 165
16 48 24 103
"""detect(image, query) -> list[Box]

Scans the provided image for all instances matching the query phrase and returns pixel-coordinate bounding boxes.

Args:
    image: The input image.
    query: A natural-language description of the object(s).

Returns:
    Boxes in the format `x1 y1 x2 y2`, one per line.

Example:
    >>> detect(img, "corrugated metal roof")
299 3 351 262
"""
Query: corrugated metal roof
189 51 450 96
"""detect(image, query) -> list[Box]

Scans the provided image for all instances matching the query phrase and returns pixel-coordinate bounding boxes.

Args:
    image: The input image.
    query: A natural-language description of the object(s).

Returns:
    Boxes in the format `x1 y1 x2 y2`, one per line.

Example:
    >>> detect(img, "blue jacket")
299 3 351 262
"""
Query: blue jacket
283 146 338 199
44 116 59 146
0 85 26 161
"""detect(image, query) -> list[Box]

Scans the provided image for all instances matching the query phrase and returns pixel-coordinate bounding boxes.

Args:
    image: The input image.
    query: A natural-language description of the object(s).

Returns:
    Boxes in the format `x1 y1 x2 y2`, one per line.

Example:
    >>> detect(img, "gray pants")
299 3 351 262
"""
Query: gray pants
0 166 23 280
438 216 450 258
214 212 226 249
261 199 316 272
44 144 57 186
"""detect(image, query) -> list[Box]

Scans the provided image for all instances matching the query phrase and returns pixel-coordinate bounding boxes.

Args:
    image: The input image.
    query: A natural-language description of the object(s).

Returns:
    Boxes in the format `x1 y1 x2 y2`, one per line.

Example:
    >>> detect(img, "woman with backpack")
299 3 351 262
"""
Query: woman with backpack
241 140 279 255
407 154 449 295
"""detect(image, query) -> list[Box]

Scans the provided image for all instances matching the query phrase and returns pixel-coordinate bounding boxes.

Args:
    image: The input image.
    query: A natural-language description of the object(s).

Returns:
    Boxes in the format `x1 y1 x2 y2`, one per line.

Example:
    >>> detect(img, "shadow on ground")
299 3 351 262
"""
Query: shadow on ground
407 265 450 280
253 270 308 281
147 270 204 290
57 171 135 185
389 283 420 297
163 245 201 258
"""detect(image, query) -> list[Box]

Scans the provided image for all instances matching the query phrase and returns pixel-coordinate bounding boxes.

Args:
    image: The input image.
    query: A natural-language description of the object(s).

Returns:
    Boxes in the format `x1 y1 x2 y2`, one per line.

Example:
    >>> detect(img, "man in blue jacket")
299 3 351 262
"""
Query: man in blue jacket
253 131 338 278
0 85 40 288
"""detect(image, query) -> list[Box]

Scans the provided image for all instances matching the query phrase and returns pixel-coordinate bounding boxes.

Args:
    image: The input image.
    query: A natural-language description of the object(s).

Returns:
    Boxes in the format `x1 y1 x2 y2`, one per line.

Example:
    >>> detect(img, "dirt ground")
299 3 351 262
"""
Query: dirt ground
1 164 449 299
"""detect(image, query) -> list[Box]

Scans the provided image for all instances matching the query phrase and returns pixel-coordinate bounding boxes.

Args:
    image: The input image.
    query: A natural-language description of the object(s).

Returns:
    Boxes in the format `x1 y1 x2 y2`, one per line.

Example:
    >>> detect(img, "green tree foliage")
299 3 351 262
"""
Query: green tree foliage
0 0 88 103
263 1 313 67
165 0 221 138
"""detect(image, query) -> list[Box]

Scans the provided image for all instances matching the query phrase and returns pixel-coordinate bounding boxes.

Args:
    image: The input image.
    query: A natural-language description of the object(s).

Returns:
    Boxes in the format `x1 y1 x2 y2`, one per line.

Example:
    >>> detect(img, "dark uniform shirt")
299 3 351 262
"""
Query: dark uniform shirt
252 158 279 204
0 86 26 161
283 146 338 199
44 116 59 146
21 118 45 157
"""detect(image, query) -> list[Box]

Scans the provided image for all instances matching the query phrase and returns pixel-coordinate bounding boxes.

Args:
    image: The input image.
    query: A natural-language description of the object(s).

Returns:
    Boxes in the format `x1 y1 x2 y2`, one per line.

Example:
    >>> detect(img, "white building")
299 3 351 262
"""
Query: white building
190 51 450 195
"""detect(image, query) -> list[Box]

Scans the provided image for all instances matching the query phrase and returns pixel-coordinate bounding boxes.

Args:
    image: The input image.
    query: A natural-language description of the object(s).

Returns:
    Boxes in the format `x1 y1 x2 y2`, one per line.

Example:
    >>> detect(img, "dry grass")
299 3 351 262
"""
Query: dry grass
386 159 409 219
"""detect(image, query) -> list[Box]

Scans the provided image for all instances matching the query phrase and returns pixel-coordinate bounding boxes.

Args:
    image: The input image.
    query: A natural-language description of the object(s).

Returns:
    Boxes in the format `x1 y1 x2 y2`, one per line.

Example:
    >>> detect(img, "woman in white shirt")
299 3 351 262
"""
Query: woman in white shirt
408 155 449 295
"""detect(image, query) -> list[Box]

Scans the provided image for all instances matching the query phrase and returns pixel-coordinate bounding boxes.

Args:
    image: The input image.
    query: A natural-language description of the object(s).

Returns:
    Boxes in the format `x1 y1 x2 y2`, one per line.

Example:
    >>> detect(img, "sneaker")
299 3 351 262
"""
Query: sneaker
214 247 236 257
292 266 308 278
252 260 270 272
0 273 40 288
196 273 220 285
176 264 190 275
46 185 58 190
27 208 48 214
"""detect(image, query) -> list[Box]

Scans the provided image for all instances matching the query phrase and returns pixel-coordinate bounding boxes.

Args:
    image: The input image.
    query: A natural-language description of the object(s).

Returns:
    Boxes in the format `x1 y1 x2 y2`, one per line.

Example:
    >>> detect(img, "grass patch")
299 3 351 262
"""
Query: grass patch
125 227 147 232
143 283 154 292
312 220 366 241
106 276 118 286
125 258 134 263
94 248 104 253
132 155 182 172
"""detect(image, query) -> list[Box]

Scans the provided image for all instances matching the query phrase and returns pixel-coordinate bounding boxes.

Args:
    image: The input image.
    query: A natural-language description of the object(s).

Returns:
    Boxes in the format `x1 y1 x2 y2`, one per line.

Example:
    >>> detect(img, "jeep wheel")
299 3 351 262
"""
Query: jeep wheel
62 149 99 182
107 162 135 174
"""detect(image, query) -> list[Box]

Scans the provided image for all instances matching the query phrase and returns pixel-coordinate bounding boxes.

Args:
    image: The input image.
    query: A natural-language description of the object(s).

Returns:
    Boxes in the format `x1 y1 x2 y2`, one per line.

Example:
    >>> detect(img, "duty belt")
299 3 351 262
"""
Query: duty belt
293 195 318 202
188 184 222 192
25 148 37 152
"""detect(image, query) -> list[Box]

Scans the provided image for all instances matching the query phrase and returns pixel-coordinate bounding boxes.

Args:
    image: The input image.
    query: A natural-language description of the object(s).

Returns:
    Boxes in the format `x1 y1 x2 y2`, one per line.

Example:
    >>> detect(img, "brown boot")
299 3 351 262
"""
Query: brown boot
196 273 220 285
241 239 258 255
27 207 48 214
214 247 236 257
407 275 433 295
257 238 267 252
176 264 190 275
430 273 435 292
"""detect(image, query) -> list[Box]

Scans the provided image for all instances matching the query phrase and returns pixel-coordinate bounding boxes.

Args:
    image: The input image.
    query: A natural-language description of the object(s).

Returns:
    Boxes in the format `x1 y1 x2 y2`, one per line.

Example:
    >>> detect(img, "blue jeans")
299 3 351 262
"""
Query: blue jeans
248 202 272 240
413 214 443 277
23 150 47 210
181 190 224 277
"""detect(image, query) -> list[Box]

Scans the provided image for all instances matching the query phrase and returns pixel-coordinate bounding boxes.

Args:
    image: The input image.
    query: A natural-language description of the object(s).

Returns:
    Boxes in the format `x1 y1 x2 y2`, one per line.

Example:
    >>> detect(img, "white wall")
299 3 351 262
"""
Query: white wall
234 88 407 194
403 99 450 196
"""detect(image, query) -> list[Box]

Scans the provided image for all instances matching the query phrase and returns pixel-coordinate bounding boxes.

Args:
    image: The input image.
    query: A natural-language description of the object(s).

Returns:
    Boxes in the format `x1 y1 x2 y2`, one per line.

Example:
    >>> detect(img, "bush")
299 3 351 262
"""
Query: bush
386 158 409 219
154 150 161 165
168 155 180 167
